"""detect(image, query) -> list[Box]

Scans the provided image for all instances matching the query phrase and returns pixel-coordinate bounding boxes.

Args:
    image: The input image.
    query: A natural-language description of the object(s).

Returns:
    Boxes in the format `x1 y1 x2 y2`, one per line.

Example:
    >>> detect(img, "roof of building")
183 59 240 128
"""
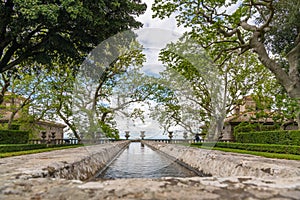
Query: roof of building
0 118 67 128
35 120 67 128
224 111 275 124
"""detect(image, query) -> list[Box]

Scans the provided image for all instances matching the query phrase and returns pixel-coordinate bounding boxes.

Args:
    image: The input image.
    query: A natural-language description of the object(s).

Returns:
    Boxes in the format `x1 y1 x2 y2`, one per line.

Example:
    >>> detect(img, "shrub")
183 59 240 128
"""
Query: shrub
233 123 256 137
0 130 29 144
233 122 279 137
0 143 76 153
0 144 47 152
10 124 20 130
235 130 300 145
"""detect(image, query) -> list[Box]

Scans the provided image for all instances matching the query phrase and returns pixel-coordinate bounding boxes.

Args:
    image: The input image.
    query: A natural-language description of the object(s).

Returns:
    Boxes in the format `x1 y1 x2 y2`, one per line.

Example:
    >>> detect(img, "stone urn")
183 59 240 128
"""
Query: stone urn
41 131 47 143
140 131 145 140
125 131 130 140
183 132 188 140
168 131 173 140
51 132 56 140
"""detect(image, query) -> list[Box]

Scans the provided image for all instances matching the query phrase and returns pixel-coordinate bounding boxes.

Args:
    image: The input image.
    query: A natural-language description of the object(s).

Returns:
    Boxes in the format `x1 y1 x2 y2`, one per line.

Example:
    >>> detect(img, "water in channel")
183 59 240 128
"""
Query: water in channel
96 142 200 179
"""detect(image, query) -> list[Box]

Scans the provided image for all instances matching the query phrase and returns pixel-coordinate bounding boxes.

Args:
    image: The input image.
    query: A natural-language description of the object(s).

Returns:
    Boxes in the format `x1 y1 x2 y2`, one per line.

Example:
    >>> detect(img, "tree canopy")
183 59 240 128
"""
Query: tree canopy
153 0 300 126
153 0 299 97
0 0 146 72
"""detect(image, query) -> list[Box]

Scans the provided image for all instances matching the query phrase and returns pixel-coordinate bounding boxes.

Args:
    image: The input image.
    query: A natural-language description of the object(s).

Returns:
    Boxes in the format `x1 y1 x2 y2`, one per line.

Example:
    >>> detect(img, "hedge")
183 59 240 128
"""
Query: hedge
192 142 300 155
235 130 300 145
0 143 74 153
0 130 29 144
0 144 47 153
233 123 279 136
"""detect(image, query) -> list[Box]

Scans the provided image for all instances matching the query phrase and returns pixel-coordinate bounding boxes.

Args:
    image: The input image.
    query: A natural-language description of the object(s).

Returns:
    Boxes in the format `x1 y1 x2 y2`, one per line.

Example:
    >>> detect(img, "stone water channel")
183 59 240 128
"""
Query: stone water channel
1 140 300 199
95 142 201 179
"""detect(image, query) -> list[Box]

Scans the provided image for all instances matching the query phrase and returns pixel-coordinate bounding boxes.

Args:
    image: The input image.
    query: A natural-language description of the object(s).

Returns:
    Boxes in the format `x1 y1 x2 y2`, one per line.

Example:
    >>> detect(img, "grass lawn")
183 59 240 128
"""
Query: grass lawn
190 144 300 160
0 144 84 158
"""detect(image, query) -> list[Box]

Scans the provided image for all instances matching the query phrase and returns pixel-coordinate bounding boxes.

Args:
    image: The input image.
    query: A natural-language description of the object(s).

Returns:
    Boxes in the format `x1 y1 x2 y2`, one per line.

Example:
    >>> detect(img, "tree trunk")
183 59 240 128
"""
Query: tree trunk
0 76 10 105
286 35 300 129
296 99 300 130
7 111 17 130
251 32 300 129
57 111 81 142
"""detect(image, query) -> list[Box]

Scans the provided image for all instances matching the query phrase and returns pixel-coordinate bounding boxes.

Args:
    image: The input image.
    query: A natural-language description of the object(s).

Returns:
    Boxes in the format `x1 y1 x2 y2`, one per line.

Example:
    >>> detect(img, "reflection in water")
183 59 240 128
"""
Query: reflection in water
96 142 200 179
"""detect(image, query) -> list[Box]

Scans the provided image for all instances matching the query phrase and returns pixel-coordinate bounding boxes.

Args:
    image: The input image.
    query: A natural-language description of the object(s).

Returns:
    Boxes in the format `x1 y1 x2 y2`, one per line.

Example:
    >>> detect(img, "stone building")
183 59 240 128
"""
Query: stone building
0 92 26 120
221 95 298 141
34 120 66 140
0 92 66 140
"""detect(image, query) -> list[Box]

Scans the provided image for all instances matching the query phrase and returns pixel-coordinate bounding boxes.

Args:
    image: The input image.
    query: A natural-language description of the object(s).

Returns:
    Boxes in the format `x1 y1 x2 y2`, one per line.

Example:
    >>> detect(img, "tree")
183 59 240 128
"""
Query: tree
0 0 146 103
149 38 276 139
0 32 148 141
72 35 146 140
153 0 300 127
0 64 69 133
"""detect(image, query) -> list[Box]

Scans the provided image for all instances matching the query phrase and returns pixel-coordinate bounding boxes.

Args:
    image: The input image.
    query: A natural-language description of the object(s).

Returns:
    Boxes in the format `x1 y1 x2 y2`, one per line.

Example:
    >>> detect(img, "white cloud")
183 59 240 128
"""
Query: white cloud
134 0 187 68
114 0 190 139
134 27 182 76
135 0 187 34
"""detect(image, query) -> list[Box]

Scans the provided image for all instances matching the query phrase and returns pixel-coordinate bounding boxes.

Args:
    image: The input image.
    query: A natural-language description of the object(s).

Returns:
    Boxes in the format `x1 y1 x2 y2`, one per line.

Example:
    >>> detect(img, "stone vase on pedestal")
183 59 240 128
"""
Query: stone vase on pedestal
125 131 130 140
140 131 145 140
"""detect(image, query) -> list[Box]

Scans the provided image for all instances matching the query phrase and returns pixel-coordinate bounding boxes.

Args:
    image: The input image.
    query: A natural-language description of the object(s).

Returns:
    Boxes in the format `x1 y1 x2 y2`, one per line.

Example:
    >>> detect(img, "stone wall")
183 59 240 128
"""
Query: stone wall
142 141 300 178
47 141 130 180
0 141 130 181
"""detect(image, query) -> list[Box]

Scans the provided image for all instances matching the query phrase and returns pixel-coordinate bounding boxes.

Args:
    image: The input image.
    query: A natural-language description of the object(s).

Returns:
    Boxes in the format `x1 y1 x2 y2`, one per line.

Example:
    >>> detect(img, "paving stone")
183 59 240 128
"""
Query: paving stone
280 190 300 199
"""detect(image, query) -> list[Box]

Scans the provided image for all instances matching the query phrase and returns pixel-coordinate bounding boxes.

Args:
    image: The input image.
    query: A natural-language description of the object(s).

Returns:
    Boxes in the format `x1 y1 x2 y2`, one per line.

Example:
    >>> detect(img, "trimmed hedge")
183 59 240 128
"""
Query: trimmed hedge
0 143 74 153
0 130 29 144
192 142 300 155
0 144 47 153
235 130 300 145
233 123 279 136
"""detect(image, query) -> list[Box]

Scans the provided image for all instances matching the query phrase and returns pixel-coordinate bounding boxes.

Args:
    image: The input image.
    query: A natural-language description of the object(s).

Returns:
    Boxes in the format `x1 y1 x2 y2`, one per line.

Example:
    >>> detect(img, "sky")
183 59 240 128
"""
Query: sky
72 0 241 140
114 0 188 139
69 0 188 140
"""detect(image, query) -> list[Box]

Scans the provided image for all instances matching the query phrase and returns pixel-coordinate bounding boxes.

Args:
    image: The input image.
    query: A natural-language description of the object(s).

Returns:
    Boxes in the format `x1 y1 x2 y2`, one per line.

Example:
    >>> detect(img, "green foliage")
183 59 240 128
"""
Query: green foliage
0 0 146 72
0 144 83 158
155 33 278 135
152 0 300 120
72 36 146 140
235 130 300 145
152 0 300 63
0 143 78 153
9 124 20 130
233 122 280 137
0 144 47 152
233 122 257 136
98 121 119 139
0 130 29 144
265 0 300 55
